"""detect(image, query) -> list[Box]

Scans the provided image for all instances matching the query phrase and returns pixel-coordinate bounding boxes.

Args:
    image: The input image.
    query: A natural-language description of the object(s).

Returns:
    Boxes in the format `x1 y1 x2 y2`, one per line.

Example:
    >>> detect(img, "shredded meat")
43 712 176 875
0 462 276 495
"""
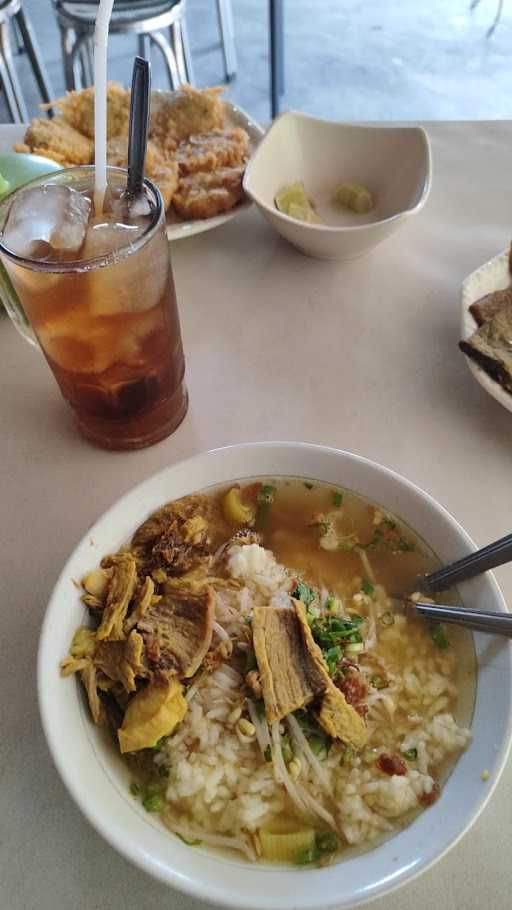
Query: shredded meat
124 576 155 632
79 662 105 725
96 554 138 641
137 587 215 678
376 753 407 776
93 630 146 693
336 672 368 716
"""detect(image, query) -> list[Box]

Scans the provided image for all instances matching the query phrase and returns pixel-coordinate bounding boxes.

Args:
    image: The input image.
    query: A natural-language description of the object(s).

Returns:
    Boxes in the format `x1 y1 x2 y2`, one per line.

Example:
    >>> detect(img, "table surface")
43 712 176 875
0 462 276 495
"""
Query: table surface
2 120 512 910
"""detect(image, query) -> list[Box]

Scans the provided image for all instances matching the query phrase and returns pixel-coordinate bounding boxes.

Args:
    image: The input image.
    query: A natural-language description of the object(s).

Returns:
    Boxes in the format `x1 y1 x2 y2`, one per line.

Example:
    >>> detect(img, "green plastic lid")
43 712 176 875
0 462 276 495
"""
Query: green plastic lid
0 152 61 200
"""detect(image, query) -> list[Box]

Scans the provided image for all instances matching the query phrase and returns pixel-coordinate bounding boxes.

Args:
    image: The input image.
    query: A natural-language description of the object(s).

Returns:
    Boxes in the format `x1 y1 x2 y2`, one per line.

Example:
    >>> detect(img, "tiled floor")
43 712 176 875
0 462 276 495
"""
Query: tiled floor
3 0 512 125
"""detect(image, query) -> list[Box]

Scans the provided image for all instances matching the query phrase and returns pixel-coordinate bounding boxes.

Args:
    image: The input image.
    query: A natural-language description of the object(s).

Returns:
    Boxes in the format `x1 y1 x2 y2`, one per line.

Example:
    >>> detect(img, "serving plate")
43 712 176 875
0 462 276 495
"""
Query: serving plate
461 249 512 413
38 442 512 910
162 97 264 242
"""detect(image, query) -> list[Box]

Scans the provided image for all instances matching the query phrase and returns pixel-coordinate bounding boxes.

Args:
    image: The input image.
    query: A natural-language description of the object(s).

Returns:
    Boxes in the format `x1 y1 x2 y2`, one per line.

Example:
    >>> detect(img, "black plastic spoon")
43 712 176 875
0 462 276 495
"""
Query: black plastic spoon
124 55 151 202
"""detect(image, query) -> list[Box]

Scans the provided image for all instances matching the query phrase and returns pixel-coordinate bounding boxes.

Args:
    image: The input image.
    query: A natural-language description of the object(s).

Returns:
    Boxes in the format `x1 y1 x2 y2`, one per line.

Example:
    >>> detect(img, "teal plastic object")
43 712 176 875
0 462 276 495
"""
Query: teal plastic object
0 153 61 338
0 152 61 199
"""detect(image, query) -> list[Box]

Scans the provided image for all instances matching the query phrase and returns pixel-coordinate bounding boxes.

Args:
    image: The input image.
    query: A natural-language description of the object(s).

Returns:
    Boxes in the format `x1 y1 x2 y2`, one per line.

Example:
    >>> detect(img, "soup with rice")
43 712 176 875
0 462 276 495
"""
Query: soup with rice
61 478 474 865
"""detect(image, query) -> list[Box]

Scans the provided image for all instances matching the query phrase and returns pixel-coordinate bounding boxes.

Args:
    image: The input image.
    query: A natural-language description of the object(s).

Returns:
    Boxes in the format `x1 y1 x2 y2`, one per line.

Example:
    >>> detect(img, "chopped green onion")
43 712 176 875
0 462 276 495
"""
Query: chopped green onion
341 744 354 764
130 782 141 797
403 747 418 761
143 794 163 813
370 674 387 690
315 831 340 854
295 847 318 865
291 582 316 607
345 642 364 654
308 736 328 759
176 832 202 846
332 491 343 508
362 578 374 597
379 611 395 627
257 484 276 503
324 645 342 676
281 734 293 764
264 744 272 762
432 623 449 649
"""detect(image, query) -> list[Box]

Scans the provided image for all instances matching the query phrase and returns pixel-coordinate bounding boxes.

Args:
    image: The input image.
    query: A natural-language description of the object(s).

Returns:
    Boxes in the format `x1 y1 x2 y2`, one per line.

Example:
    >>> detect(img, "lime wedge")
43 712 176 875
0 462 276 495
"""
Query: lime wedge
288 202 321 224
0 172 10 199
275 181 309 213
333 181 374 214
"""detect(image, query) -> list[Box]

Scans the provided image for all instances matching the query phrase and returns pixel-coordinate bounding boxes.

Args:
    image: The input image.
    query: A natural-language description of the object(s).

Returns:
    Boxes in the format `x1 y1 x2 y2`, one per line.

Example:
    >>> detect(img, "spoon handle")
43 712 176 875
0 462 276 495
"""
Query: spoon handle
126 56 151 198
412 601 512 637
421 532 512 594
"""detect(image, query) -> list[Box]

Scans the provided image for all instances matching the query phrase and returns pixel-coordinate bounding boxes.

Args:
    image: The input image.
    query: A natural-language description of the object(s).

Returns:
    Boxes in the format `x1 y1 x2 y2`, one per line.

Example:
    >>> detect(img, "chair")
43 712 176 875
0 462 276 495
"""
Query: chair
53 0 194 91
0 0 54 123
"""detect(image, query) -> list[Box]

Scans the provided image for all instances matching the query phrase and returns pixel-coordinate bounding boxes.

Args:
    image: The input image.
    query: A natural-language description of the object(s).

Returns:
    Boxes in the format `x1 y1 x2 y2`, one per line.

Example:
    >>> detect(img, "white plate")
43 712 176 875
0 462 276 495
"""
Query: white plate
461 250 512 413
163 98 264 241
37 442 512 910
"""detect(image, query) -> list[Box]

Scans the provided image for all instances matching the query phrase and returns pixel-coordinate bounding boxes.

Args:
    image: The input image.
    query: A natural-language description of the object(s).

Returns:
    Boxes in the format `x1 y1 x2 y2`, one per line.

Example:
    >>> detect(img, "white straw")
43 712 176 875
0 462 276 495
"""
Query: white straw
93 0 115 213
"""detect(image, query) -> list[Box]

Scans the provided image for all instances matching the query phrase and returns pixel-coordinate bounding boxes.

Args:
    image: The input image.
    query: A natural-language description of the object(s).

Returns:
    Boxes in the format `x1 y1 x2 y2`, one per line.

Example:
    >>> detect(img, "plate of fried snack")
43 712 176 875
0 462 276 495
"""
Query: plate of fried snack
460 242 512 413
14 83 264 240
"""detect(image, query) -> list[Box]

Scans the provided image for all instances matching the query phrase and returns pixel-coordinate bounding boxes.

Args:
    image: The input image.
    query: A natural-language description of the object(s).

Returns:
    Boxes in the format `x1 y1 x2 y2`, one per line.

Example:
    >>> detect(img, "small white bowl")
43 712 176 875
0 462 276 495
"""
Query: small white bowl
461 249 512 413
38 442 512 910
243 112 431 260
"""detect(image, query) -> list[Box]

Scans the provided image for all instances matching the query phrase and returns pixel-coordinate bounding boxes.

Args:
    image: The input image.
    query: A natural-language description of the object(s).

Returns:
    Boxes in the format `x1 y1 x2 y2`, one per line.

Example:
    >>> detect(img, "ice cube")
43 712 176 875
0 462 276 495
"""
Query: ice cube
82 218 144 260
3 185 91 260
85 222 168 316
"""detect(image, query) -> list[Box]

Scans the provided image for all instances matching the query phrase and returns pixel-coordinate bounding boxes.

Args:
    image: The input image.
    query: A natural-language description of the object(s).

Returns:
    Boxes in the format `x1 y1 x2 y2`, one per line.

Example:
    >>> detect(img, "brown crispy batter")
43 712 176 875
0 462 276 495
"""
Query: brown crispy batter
149 83 225 151
15 117 93 166
173 166 245 220
175 128 249 175
45 82 130 140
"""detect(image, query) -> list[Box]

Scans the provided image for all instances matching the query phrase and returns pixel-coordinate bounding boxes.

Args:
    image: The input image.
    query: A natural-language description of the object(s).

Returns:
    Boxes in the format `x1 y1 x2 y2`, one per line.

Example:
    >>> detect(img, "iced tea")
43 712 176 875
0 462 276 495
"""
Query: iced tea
0 166 187 449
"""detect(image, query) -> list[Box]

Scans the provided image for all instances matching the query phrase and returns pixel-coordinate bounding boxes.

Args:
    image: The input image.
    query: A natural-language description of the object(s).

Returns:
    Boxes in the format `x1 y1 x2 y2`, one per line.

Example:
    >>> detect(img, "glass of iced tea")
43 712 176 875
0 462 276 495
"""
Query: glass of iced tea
0 165 188 449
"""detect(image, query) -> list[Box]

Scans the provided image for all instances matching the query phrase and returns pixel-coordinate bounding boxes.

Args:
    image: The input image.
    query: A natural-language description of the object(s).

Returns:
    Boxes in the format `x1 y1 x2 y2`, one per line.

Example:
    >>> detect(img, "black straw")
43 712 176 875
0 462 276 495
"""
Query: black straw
126 56 151 199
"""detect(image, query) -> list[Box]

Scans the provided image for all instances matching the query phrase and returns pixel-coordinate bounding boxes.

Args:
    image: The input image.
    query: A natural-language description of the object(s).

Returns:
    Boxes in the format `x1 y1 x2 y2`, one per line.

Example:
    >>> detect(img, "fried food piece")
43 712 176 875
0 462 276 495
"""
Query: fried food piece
106 134 179 211
175 127 249 175
14 117 93 166
45 83 130 140
150 84 225 152
173 166 245 220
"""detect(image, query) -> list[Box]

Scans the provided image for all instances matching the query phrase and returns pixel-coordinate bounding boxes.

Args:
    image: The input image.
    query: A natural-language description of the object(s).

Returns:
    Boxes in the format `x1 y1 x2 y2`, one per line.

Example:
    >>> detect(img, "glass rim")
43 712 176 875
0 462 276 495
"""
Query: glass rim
0 165 164 273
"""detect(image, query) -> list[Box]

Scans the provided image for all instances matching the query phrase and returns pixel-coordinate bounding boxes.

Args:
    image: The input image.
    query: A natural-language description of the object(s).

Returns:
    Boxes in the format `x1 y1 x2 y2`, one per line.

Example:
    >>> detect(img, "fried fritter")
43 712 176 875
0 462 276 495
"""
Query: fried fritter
44 82 131 140
175 127 249 175
14 116 93 166
172 166 245 220
106 134 179 211
150 84 225 152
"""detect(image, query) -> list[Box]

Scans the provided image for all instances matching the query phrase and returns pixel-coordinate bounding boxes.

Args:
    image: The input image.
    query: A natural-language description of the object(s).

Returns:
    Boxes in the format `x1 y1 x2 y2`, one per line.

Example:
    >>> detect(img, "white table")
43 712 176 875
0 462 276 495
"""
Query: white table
1 121 512 910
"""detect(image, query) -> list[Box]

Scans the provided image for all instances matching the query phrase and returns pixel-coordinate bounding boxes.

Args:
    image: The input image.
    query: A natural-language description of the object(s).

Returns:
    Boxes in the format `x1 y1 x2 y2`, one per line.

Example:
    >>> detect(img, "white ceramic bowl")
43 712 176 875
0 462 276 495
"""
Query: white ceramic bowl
38 442 511 910
243 112 431 260
460 249 512 413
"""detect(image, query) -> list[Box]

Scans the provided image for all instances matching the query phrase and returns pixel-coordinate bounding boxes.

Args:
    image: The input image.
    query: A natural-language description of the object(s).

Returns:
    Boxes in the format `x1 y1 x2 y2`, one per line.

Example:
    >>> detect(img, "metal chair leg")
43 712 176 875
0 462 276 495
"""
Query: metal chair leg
179 15 194 84
70 33 92 91
0 20 28 121
78 35 94 87
60 25 76 90
14 8 54 106
137 34 151 60
171 20 188 86
149 30 180 90
215 0 237 81
269 0 285 119
0 48 22 122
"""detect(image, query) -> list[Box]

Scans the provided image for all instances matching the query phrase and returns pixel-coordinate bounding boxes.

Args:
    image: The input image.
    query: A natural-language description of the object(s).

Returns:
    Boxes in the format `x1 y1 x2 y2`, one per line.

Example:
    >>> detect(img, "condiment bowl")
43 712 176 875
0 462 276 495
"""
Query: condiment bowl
38 442 511 910
243 113 431 260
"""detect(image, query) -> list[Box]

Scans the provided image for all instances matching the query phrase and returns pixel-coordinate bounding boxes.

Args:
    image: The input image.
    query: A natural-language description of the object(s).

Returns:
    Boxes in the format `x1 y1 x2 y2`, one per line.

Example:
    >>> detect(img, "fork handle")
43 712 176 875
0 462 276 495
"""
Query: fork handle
422 532 512 594
414 601 512 637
